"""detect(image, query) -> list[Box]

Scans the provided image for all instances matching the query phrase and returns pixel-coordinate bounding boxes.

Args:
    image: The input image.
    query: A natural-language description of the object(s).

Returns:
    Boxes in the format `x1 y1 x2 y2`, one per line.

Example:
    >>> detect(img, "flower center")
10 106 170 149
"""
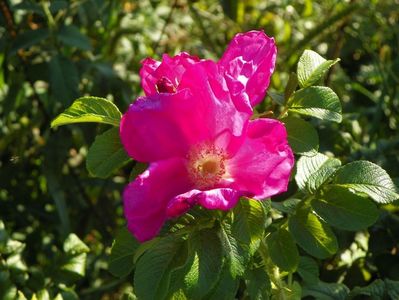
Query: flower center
155 76 177 93
187 145 226 189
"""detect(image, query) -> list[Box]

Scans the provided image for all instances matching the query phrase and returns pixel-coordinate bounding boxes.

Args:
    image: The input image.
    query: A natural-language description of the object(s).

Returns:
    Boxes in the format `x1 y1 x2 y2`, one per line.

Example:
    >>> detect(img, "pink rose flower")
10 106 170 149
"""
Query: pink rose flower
140 30 277 112
120 31 294 242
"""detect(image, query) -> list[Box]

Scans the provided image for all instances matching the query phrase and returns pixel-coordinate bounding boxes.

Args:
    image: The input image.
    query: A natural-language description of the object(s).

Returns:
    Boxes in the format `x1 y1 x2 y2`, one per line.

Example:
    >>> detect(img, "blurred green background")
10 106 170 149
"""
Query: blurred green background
0 0 398 299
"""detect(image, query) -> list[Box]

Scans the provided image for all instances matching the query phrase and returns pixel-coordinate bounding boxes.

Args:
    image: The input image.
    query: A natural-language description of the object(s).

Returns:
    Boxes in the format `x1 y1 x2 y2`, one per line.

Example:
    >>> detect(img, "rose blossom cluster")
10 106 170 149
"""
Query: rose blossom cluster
120 31 294 242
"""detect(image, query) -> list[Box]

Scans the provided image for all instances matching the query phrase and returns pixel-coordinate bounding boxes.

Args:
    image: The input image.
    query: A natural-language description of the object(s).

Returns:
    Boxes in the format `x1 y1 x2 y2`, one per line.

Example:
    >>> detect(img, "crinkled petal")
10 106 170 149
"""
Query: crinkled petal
167 188 241 217
219 30 277 108
123 158 192 242
139 58 161 95
178 60 251 154
140 52 200 96
227 118 294 199
120 61 251 162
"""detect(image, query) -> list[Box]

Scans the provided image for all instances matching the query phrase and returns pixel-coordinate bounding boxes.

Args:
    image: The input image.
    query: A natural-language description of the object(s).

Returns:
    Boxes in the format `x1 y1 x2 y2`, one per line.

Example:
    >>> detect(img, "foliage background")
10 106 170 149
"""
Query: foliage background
0 0 398 299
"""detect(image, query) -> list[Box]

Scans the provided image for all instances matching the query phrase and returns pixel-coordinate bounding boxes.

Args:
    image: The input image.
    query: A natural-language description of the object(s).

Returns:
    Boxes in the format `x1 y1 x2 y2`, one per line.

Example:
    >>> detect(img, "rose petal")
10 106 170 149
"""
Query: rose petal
140 52 200 96
123 158 192 242
227 118 294 199
120 61 251 162
167 188 242 217
219 30 277 108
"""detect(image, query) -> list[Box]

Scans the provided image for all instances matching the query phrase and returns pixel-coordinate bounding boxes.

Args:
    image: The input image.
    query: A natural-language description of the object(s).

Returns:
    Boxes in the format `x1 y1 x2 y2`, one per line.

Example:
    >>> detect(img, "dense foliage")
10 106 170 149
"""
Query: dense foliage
1 0 399 299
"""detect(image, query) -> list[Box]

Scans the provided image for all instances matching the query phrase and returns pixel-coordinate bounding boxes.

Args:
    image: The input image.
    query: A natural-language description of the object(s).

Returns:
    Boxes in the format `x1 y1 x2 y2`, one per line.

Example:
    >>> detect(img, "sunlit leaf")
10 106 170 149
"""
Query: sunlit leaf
289 205 338 259
332 161 399 203
283 116 319 155
288 87 342 122
184 229 224 299
86 128 131 178
297 50 340 87
51 96 121 127
232 198 269 255
311 186 379 231
219 223 247 278
295 153 341 193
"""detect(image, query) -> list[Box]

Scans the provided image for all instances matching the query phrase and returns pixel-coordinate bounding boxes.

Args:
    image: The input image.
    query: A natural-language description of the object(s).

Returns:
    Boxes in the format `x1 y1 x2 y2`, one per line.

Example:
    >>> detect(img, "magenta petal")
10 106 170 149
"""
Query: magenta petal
178 60 251 151
120 61 251 162
219 30 277 107
228 118 294 199
167 188 241 217
120 90 191 162
197 188 242 210
139 58 161 95
123 158 192 242
140 52 200 96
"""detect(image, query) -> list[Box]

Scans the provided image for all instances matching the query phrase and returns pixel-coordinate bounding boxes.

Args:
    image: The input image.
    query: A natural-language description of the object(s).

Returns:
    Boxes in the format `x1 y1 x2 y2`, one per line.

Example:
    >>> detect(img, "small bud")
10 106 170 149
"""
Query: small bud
155 77 177 93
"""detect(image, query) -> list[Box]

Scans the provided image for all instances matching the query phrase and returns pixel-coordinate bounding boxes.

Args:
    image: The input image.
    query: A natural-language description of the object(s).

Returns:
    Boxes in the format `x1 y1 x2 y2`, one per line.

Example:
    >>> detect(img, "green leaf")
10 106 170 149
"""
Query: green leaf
283 116 319 155
245 266 271 300
35 289 50 300
232 198 268 255
295 153 341 193
134 237 188 300
297 256 319 284
49 55 79 106
285 281 302 300
57 25 91 50
385 279 399 300
121 292 137 300
288 86 342 122
266 228 299 272
59 234 89 279
208 263 239 300
271 199 301 214
184 229 224 299
3 240 25 255
289 205 338 259
63 234 89 254
108 228 139 278
55 289 79 300
51 96 122 127
284 72 298 100
0 271 17 300
16 291 28 300
60 253 87 278
86 128 131 178
268 91 285 106
11 29 49 53
311 186 379 231
60 234 89 279
302 281 349 300
348 279 385 299
297 50 340 88
219 223 247 278
332 161 399 203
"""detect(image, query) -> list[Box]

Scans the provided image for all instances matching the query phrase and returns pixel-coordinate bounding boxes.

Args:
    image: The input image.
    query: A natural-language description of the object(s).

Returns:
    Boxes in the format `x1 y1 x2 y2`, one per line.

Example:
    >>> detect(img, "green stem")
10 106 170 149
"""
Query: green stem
287 273 293 287
41 1 56 30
